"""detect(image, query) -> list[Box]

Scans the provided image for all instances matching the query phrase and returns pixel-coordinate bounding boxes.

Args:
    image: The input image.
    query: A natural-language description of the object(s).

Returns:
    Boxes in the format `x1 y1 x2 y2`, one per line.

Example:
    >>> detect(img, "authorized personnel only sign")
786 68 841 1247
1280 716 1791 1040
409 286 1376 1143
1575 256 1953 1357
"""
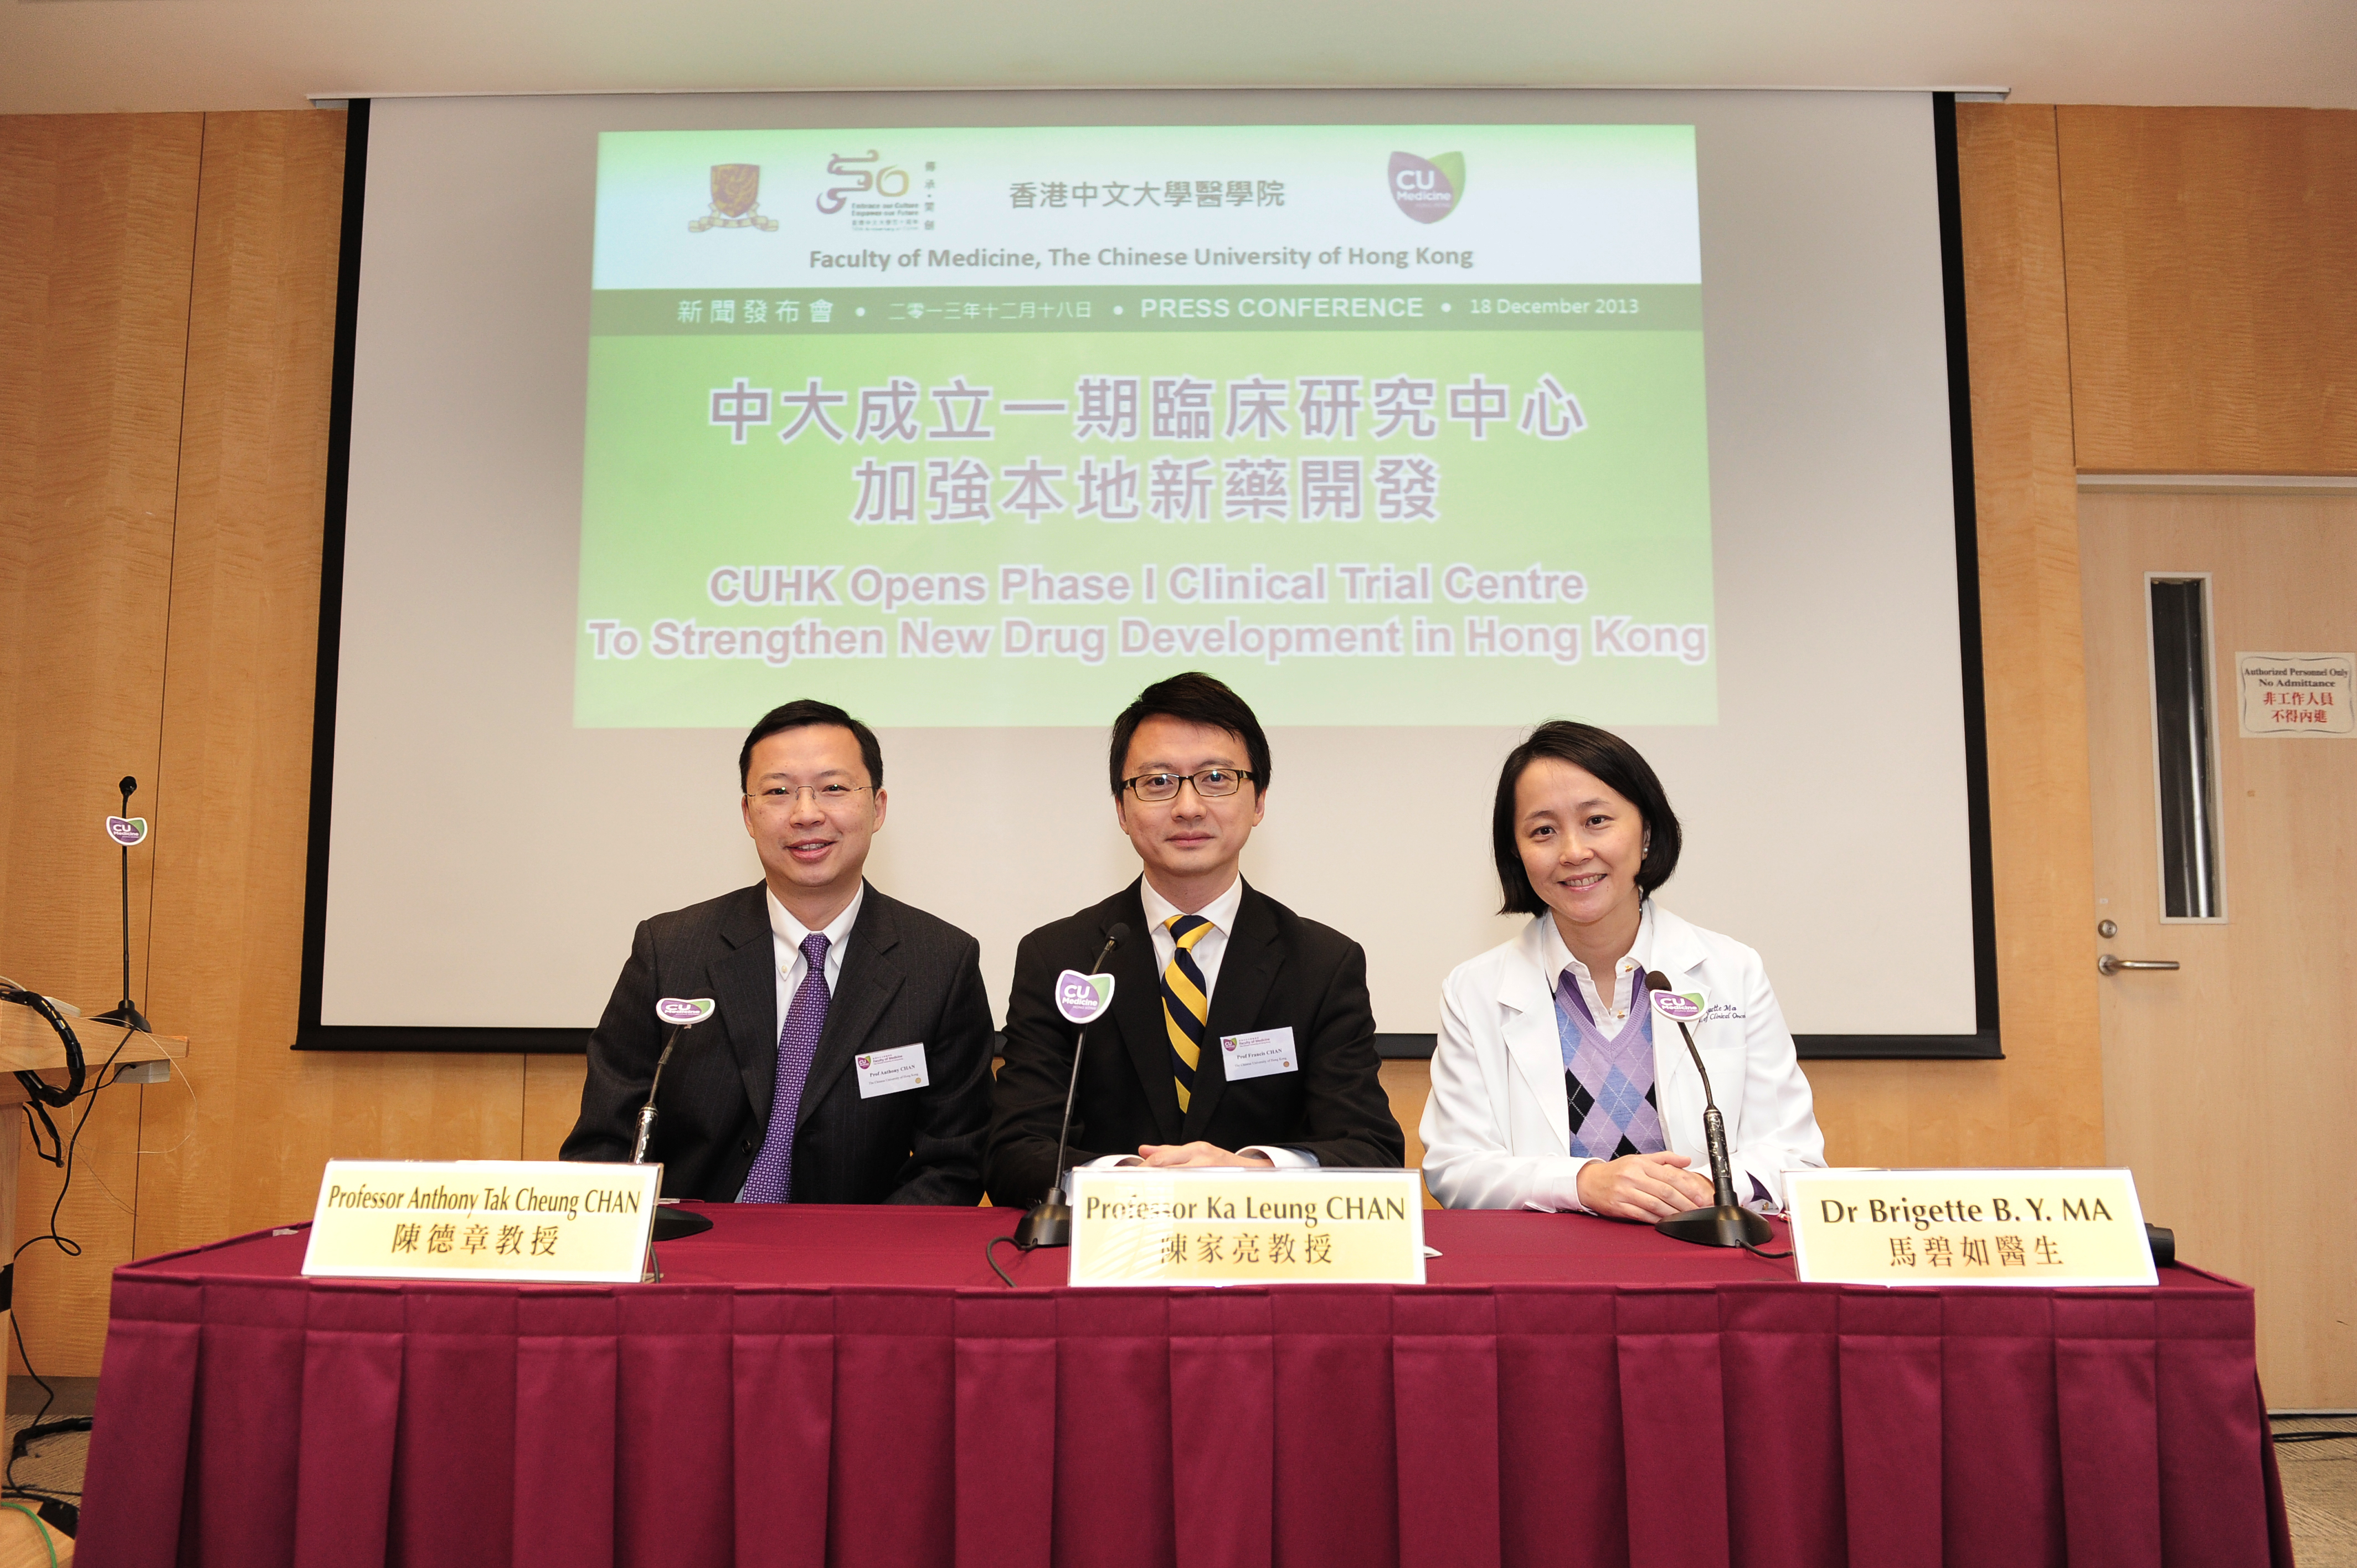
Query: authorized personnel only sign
2236 652 2354 737
1785 1169 2155 1287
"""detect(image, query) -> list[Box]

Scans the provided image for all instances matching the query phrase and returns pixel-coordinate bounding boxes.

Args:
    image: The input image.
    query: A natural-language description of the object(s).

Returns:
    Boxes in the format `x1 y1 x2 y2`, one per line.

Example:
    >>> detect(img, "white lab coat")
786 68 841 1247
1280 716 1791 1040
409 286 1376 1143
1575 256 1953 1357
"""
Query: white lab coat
1420 904 1825 1213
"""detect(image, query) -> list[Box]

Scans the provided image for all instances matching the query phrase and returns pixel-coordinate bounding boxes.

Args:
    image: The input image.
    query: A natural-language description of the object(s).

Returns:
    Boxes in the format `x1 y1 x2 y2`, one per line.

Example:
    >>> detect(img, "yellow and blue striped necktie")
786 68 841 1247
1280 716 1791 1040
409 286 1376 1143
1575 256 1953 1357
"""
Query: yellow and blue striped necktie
1162 914 1214 1112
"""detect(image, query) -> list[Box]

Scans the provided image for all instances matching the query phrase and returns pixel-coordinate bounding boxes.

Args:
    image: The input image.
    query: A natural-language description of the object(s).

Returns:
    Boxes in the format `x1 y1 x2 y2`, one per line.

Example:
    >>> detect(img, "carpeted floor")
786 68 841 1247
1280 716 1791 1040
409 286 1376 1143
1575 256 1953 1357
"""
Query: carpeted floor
2278 1416 2357 1568
4 1375 95 1518
3 1379 2351 1559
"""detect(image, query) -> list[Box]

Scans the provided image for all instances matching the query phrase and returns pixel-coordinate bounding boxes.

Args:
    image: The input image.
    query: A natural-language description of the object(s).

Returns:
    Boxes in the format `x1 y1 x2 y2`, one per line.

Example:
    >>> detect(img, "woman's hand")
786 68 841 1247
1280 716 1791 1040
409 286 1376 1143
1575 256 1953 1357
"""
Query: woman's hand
1576 1151 1716 1221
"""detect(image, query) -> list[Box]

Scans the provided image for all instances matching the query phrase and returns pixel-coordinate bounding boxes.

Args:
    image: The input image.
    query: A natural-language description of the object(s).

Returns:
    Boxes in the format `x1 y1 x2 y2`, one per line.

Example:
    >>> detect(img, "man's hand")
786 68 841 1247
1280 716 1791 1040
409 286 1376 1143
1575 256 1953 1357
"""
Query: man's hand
1135 1142 1276 1169
1575 1151 1715 1221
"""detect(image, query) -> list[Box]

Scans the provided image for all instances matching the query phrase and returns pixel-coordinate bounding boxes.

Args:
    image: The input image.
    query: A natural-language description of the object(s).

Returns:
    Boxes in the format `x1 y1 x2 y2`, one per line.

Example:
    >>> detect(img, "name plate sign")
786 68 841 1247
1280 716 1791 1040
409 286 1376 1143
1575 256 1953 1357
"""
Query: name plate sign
1787 1169 2155 1287
1068 1168 1424 1286
302 1159 662 1284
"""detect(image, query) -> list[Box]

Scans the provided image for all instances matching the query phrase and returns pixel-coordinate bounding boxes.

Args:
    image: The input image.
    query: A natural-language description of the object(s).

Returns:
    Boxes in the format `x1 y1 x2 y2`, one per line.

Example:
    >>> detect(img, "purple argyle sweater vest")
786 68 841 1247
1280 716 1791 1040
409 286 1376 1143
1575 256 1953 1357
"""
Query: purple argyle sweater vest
1554 969 1666 1161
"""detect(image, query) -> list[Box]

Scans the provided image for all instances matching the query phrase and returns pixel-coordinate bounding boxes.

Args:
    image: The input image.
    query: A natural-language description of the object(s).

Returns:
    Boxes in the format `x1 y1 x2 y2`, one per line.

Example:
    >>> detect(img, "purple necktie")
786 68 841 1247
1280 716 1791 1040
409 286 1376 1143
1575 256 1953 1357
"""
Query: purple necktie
740 932 830 1204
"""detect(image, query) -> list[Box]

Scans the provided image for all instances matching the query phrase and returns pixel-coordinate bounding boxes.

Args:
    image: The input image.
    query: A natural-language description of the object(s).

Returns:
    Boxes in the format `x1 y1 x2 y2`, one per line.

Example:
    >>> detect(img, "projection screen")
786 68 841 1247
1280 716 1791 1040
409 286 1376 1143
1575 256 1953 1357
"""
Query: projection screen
305 89 1988 1052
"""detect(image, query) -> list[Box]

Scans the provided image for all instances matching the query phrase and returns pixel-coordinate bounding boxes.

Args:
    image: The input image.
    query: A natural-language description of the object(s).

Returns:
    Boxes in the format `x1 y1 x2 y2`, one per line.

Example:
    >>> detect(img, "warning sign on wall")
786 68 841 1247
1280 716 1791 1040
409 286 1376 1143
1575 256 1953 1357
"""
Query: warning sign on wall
2236 652 2354 737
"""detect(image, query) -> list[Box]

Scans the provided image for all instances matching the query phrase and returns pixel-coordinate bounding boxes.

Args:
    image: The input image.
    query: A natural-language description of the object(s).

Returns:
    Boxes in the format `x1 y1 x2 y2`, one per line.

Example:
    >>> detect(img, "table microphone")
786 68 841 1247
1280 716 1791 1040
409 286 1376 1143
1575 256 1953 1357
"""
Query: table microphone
92 776 153 1034
1012 922 1129 1250
1643 969 1770 1249
637 998 717 1241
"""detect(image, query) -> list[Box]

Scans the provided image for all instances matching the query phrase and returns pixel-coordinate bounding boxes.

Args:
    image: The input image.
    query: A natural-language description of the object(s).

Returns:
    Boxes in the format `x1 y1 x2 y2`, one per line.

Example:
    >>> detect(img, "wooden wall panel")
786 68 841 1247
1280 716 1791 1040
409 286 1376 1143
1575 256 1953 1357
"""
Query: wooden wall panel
0 114 202 1374
1376 1060 1439 1208
522 1054 588 1160
131 111 527 1301
2059 106 2357 475
7 101 2343 1374
1805 103 2106 1172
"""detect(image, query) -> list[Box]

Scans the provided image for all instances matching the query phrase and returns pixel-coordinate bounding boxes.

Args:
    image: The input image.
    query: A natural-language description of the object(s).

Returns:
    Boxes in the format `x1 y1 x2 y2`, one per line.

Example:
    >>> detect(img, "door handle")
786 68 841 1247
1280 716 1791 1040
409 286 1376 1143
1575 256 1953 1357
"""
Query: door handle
2097 955 2180 976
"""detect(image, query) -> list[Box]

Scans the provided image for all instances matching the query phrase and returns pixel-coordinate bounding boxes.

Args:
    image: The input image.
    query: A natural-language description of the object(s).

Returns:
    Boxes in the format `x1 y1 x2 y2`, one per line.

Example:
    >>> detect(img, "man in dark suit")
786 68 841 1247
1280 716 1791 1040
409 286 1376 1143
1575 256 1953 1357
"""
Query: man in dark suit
987 673 1403 1208
563 700 992 1204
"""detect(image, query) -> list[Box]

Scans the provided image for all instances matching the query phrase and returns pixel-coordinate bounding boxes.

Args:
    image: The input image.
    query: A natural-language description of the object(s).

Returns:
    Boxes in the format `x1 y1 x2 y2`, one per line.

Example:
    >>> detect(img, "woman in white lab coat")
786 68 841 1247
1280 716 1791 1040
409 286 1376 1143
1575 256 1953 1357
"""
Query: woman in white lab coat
1420 722 1824 1220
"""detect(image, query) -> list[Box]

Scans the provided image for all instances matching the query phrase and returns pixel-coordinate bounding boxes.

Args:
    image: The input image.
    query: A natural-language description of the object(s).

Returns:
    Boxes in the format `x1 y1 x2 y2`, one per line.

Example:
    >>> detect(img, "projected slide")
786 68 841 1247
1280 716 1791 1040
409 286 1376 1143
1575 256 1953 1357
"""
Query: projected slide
580 124 1712 727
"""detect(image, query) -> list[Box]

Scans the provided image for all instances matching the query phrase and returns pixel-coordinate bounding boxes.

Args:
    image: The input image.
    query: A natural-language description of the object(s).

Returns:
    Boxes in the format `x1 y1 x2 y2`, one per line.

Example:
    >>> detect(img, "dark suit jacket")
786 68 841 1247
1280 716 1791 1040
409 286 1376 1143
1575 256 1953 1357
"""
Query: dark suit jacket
986 878 1404 1208
562 881 993 1204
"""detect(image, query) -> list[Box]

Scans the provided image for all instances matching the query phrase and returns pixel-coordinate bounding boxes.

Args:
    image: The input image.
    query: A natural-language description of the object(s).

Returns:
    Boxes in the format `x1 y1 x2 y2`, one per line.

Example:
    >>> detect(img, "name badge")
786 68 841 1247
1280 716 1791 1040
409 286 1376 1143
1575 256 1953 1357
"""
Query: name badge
1219 1025 1299 1081
855 1042 929 1097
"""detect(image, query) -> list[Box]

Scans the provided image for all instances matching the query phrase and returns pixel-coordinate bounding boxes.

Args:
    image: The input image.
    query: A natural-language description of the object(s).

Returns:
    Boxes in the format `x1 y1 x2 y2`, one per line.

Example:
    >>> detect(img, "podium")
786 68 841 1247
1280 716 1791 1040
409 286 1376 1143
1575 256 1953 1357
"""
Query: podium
0 1005 186 1343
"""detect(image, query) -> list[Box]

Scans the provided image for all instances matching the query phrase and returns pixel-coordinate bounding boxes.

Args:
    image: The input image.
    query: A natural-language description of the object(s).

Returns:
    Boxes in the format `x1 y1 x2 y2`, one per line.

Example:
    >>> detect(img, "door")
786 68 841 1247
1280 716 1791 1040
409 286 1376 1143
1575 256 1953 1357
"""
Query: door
2080 487 2357 1407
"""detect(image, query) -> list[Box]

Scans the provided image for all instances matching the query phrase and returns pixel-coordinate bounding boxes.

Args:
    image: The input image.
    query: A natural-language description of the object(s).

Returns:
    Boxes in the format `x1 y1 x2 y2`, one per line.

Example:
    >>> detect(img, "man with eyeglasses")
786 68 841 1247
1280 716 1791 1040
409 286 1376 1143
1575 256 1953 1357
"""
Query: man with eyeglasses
987 672 1403 1206
563 699 994 1204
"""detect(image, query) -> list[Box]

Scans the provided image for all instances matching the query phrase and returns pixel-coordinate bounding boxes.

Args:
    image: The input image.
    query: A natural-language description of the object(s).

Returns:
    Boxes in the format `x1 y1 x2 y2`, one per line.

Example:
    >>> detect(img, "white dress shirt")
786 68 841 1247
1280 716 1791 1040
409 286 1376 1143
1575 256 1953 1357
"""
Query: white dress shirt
1536 901 1656 1041
1139 874 1245 1000
768 881 863 1033
1088 875 1312 1169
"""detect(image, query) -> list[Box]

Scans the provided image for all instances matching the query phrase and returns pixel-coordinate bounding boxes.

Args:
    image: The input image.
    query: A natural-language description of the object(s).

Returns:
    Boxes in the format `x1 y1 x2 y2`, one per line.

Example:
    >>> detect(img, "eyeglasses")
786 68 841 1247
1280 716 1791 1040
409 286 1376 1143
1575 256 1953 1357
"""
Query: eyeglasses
744 783 873 814
1120 768 1257 803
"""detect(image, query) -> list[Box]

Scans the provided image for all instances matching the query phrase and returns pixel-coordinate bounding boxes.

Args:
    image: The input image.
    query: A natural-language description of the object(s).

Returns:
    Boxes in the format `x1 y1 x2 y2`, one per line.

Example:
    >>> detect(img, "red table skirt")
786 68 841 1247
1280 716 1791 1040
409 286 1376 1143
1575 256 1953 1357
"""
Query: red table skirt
78 1205 2290 1568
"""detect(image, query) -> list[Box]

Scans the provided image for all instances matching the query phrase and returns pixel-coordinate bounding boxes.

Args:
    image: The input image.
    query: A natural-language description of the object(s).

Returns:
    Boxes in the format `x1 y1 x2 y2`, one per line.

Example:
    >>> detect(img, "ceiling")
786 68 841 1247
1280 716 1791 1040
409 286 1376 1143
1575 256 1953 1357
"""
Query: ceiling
1 0 2350 116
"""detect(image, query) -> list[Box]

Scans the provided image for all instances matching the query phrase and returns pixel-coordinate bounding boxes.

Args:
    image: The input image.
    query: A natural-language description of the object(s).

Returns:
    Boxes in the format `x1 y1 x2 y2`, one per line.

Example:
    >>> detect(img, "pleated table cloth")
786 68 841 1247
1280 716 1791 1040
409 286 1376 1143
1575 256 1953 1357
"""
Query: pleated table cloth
77 1204 2290 1568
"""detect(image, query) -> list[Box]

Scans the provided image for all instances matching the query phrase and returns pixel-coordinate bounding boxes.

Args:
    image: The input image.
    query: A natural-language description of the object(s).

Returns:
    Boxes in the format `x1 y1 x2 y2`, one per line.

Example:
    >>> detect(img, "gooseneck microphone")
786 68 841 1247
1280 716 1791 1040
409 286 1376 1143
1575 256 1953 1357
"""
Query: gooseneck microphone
1644 968 1770 1248
92 776 153 1034
633 999 717 1161
1012 921 1129 1250
632 1032 683 1164
635 998 718 1241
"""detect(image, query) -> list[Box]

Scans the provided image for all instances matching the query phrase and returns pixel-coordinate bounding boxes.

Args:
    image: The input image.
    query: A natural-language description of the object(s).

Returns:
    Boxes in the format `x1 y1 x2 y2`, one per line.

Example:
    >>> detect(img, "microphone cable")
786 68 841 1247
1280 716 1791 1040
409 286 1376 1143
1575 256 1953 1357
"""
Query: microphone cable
3 1020 136 1515
0 984 89 1166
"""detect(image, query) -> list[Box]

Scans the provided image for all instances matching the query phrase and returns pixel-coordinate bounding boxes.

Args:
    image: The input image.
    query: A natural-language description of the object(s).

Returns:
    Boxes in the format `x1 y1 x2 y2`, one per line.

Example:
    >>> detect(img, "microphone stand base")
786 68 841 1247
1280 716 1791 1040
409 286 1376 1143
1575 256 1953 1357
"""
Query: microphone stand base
91 1002 152 1034
1656 1204 1771 1249
651 1207 714 1242
1012 1198 1071 1250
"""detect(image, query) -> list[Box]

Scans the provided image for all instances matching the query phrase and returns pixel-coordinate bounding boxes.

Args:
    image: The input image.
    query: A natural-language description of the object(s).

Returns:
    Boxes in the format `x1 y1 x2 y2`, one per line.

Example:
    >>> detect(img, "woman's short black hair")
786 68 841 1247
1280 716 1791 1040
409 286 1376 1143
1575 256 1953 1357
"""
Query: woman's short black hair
1491 721 1682 915
739 699 884 791
1107 672 1272 797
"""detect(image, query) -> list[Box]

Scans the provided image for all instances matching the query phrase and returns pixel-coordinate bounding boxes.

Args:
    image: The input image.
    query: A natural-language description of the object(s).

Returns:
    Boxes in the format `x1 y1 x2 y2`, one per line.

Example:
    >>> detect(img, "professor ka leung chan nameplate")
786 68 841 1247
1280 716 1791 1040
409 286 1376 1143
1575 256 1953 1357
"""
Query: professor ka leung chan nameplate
1068 1167 1425 1286
1784 1168 2157 1287
302 1159 664 1284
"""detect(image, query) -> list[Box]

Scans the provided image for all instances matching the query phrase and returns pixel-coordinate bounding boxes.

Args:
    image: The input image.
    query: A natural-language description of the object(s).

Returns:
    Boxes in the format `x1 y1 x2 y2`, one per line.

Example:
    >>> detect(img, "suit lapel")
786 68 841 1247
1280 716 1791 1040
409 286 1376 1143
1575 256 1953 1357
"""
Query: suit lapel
800 884 904 1129
1500 918 1572 1155
715 885 785 1129
1185 882 1281 1141
1105 884 1185 1143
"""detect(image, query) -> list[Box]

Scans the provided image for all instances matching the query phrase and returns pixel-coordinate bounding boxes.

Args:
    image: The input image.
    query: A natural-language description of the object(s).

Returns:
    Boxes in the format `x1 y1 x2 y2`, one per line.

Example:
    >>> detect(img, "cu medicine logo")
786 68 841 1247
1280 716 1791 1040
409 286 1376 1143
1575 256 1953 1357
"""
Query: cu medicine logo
1054 969 1116 1025
1389 151 1464 224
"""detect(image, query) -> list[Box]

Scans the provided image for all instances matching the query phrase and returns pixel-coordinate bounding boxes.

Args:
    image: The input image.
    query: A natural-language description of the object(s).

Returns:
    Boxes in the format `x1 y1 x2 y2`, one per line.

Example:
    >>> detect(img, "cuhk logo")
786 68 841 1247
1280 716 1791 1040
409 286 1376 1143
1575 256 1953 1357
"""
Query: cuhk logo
655 997 718 1027
1388 151 1464 224
105 816 148 847
688 164 779 233
1650 991 1705 1024
1054 969 1117 1024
